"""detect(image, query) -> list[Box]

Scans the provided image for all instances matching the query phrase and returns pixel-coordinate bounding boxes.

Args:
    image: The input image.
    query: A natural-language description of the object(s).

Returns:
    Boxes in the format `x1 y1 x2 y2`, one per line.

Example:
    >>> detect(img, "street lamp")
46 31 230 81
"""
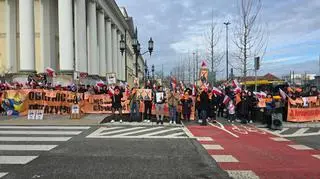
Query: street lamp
151 64 155 81
131 27 154 78
224 21 231 81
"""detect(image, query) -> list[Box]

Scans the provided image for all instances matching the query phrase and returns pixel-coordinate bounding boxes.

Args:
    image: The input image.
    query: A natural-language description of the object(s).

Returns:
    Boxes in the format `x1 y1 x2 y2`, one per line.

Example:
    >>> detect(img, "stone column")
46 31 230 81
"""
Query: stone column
5 0 17 73
74 0 87 72
87 0 98 75
40 0 52 72
97 9 106 77
58 0 74 72
117 31 121 80
19 0 35 72
105 18 112 74
112 25 118 76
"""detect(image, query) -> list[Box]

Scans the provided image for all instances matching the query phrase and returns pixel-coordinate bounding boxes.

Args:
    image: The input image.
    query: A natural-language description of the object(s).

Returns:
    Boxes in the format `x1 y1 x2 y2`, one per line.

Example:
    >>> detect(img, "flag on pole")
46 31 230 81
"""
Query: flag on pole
279 89 287 100
232 79 240 88
212 87 222 95
223 95 231 105
234 87 242 94
45 67 56 77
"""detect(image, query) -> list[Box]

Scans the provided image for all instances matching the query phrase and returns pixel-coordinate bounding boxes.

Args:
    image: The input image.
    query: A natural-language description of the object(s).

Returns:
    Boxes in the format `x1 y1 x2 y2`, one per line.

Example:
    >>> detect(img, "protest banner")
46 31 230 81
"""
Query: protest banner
287 105 320 122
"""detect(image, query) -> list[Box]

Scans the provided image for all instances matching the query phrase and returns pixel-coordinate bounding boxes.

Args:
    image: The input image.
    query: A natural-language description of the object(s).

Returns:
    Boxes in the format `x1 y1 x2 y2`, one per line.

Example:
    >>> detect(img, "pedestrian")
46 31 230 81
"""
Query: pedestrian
128 87 139 122
217 94 225 118
181 91 193 122
155 86 166 125
247 91 257 123
144 82 153 122
111 86 123 123
167 88 179 124
227 100 236 123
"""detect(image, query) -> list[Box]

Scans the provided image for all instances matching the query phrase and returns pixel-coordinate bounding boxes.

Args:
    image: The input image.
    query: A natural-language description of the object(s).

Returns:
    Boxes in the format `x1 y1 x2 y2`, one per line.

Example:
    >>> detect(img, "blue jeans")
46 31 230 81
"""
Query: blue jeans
169 106 177 122
130 102 139 120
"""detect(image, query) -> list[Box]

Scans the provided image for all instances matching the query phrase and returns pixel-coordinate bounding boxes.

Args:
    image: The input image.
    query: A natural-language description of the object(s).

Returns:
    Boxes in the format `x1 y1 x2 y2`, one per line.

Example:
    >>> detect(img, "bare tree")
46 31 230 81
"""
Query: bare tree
232 0 268 80
203 10 223 84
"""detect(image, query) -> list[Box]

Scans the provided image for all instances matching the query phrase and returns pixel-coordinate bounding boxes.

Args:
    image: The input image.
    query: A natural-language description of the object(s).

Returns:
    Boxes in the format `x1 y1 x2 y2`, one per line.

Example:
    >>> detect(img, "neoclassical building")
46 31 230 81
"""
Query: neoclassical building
0 0 143 85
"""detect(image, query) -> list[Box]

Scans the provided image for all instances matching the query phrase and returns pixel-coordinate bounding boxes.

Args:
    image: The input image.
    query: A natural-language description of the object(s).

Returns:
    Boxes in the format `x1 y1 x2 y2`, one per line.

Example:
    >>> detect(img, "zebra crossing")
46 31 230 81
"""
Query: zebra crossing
262 127 320 137
0 125 90 178
86 126 191 139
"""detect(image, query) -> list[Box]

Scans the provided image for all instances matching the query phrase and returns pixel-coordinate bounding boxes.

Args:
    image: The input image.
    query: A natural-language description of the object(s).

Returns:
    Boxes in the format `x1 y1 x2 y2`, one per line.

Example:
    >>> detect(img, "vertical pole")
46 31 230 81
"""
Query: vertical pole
136 53 138 78
293 70 295 85
193 52 195 83
124 30 127 81
254 69 257 91
226 24 229 81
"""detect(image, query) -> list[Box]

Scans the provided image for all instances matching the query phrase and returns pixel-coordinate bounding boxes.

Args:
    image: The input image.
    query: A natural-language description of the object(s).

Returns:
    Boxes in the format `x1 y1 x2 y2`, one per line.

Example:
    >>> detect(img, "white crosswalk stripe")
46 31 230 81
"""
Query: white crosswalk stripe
261 127 320 137
87 126 189 138
0 125 90 177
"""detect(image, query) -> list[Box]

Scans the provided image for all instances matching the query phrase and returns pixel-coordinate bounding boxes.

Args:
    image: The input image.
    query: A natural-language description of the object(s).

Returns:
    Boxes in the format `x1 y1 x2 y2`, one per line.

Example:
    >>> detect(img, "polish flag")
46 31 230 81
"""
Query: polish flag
234 87 242 94
212 87 222 95
192 84 197 96
279 89 287 100
45 67 56 77
223 95 231 105
232 79 240 88
96 81 105 87
254 91 267 98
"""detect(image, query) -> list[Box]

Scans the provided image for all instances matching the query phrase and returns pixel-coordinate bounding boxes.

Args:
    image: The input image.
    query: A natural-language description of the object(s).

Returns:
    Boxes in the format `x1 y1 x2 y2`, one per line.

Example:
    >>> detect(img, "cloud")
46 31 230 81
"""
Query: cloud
116 0 320 77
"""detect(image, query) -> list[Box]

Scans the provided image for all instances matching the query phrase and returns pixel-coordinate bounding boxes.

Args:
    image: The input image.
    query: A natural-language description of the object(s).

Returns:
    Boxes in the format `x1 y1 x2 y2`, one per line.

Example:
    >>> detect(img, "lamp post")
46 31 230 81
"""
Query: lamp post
130 28 154 79
224 21 231 81
152 64 155 81
120 32 127 81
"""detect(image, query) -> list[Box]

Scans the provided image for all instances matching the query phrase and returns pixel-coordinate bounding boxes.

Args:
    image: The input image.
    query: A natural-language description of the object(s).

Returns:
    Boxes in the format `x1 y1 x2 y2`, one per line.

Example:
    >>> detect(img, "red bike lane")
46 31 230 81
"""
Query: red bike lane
188 124 320 179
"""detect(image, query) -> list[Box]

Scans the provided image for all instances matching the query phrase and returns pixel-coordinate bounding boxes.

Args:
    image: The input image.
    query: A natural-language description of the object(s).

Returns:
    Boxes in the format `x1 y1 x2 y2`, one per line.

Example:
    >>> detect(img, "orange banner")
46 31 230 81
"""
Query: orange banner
287 105 320 122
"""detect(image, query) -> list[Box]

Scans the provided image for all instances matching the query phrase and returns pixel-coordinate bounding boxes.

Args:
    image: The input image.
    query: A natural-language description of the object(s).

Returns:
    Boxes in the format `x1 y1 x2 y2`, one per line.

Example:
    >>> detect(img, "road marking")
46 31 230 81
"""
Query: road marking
209 121 239 138
0 156 38 164
281 131 320 138
226 170 259 179
86 127 123 138
0 126 90 130
196 137 214 141
180 121 194 138
288 144 313 150
0 145 57 151
312 154 320 160
0 137 72 142
269 137 289 142
292 128 309 135
0 130 82 135
100 127 145 135
116 127 164 136
0 173 8 178
275 128 289 134
139 128 181 137
165 132 187 137
202 144 224 150
211 155 239 162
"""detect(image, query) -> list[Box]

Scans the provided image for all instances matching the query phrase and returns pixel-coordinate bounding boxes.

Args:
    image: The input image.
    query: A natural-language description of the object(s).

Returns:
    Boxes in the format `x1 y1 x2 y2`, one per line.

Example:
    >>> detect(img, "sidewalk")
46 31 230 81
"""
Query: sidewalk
0 114 110 126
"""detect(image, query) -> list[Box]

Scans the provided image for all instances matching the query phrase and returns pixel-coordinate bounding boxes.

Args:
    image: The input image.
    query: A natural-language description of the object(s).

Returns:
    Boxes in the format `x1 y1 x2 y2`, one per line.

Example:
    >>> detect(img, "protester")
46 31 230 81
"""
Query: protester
238 91 250 124
199 88 210 126
227 100 236 123
247 91 257 123
128 87 139 122
144 82 153 122
155 86 166 125
167 89 179 124
181 91 193 122
110 86 123 123
265 93 275 128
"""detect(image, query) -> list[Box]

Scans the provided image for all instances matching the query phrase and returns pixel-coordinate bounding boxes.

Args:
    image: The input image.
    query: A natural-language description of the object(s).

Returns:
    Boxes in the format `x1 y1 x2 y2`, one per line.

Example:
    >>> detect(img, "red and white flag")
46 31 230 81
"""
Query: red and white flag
254 91 267 98
223 95 231 105
96 81 105 87
192 84 197 96
232 79 240 88
234 87 242 94
45 67 56 77
279 89 287 100
212 87 222 95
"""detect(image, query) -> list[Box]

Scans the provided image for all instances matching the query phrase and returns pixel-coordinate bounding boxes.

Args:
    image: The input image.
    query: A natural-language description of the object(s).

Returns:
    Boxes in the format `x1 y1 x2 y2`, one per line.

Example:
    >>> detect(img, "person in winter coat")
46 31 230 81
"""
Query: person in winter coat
238 91 250 124
227 100 236 123
199 89 210 125
167 89 180 124
155 86 166 125
111 86 123 123
265 94 275 128
247 91 257 123
128 87 139 122
181 91 193 122
144 83 153 122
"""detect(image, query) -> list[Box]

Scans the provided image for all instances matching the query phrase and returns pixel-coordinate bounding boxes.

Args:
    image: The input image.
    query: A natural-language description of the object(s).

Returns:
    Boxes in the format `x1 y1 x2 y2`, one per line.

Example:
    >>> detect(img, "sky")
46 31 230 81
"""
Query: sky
115 0 320 79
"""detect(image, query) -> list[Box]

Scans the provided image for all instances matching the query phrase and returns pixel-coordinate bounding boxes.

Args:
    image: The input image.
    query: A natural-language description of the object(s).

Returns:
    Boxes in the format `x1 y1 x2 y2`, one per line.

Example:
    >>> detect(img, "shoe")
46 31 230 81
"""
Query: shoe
173 121 176 125
228 120 231 122
111 120 115 123
147 120 150 123
236 119 241 123
232 121 234 123
249 120 253 123
169 121 172 124
120 120 123 123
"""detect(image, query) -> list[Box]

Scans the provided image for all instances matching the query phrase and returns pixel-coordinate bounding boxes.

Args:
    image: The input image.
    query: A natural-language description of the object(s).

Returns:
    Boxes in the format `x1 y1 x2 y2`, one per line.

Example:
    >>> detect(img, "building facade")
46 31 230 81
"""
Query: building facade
0 0 142 85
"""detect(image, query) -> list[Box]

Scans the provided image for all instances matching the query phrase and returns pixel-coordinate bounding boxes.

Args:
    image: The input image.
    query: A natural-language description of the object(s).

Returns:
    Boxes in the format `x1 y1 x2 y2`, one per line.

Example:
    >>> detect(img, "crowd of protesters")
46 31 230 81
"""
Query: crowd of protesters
1 74 320 127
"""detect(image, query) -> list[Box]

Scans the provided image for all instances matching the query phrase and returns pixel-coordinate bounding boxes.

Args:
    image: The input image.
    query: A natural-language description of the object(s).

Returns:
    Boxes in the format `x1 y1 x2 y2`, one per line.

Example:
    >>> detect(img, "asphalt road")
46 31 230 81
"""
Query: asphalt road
287 134 320 150
1 126 230 179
